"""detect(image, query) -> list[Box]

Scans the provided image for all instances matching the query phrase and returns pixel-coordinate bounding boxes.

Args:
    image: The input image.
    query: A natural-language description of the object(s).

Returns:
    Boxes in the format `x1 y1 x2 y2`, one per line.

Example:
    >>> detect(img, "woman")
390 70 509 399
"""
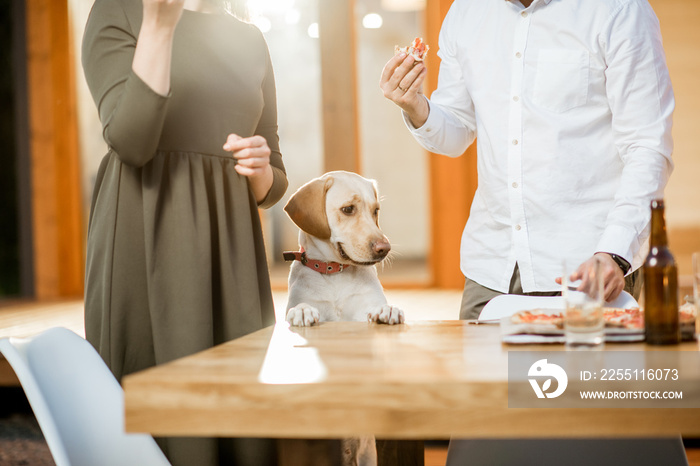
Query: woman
81 0 287 464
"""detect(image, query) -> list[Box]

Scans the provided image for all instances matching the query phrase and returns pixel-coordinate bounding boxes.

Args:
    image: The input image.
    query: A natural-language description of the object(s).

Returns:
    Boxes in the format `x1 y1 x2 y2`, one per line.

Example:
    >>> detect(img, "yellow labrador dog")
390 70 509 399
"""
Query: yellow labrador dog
283 171 404 466
283 171 405 327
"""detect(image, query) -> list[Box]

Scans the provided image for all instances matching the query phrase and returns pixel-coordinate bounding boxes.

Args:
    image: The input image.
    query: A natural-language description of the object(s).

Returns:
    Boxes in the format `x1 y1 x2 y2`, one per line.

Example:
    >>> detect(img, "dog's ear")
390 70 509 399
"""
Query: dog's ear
284 176 334 239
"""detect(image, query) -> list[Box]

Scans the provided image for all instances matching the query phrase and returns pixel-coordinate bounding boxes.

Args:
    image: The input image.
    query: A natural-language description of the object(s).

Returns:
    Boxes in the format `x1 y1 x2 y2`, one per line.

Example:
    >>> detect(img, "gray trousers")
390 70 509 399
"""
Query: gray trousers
460 264 643 320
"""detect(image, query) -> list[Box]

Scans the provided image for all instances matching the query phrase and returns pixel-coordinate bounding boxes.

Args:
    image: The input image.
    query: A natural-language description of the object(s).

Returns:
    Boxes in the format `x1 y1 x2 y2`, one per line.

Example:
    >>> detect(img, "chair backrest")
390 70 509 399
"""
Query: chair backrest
0 327 170 466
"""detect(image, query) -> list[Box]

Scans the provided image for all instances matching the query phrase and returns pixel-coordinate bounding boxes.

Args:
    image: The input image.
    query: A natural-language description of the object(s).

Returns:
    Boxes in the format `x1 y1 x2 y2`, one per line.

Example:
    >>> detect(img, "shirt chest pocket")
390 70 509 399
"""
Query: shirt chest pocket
532 49 590 113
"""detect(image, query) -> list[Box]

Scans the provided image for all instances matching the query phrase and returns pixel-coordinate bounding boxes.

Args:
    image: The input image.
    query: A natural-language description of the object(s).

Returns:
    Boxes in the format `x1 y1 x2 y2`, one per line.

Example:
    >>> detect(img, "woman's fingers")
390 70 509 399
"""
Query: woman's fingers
142 0 186 29
234 152 269 167
223 134 270 177
224 135 267 154
234 164 262 177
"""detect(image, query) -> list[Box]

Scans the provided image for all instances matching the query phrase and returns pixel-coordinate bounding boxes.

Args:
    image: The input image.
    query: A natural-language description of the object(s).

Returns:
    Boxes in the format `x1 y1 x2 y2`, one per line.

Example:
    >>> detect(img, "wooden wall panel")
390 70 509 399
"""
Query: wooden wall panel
425 0 477 289
25 0 84 299
319 0 361 173
650 0 700 228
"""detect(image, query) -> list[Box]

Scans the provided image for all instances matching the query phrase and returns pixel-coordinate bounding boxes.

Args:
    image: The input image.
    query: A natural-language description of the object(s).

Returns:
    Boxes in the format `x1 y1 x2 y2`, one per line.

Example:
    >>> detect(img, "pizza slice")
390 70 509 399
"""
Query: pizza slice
510 307 646 331
603 307 644 329
510 309 564 328
395 37 430 62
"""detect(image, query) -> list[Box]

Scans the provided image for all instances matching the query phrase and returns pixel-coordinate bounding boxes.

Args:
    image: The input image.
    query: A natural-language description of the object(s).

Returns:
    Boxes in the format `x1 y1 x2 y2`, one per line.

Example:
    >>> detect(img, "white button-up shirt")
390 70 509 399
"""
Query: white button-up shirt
406 0 674 293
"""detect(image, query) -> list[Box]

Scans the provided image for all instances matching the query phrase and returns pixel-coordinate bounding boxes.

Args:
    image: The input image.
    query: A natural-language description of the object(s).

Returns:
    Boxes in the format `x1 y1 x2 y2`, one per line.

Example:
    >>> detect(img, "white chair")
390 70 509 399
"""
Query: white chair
0 327 170 466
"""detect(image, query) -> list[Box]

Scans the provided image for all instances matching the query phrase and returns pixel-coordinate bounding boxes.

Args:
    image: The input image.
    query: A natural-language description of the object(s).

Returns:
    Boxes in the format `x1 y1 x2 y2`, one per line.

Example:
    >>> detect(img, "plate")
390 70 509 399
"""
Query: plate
478 291 639 322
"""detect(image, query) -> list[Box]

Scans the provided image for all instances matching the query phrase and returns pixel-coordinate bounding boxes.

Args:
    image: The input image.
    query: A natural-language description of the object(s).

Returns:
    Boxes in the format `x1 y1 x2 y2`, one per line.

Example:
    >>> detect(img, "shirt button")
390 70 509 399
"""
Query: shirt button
521 11 528 18
426 127 432 133
513 96 520 102
515 52 522 58
512 139 519 145
515 224 522 231
512 182 518 188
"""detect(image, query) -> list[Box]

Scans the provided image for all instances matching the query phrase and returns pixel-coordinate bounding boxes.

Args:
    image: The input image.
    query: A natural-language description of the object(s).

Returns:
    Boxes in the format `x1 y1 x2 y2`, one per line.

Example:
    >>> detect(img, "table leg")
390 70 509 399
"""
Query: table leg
277 439 343 466
376 439 425 466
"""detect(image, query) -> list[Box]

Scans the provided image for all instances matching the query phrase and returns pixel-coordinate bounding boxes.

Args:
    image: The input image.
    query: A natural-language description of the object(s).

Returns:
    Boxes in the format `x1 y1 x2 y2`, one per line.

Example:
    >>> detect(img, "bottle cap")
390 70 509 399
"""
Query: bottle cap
651 199 665 209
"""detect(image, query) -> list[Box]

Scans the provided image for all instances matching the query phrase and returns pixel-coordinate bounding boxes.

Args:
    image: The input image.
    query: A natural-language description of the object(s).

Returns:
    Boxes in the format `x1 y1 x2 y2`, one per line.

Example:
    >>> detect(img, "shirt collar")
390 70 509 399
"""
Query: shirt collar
506 0 553 5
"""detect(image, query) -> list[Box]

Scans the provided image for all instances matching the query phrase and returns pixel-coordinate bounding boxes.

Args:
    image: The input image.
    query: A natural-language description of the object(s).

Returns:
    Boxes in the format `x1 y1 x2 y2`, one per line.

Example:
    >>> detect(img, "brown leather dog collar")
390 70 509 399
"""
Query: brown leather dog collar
283 248 351 275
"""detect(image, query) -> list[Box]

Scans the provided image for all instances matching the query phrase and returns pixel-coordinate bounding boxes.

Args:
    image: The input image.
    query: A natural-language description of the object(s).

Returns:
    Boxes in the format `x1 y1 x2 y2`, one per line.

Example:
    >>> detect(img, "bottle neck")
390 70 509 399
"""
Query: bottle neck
650 206 668 248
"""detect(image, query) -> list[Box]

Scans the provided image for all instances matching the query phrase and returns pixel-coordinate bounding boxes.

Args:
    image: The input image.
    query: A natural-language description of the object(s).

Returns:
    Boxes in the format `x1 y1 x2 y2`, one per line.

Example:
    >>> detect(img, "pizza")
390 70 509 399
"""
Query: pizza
509 304 697 334
510 309 563 328
509 307 644 330
602 307 643 329
395 37 430 62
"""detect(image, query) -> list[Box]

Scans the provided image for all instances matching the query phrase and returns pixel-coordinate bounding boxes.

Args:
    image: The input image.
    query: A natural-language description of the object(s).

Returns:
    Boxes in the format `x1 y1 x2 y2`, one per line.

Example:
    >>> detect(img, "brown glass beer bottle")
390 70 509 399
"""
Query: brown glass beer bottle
643 199 680 345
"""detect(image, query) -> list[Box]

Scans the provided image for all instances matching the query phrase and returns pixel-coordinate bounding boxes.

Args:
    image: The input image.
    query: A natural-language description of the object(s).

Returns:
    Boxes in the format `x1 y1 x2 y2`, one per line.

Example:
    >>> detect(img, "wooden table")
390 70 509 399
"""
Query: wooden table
123 321 700 462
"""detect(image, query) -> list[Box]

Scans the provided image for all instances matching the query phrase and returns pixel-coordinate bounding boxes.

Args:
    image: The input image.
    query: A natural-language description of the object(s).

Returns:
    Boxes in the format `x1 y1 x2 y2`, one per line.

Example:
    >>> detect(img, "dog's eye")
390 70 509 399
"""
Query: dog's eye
374 208 379 217
341 205 355 215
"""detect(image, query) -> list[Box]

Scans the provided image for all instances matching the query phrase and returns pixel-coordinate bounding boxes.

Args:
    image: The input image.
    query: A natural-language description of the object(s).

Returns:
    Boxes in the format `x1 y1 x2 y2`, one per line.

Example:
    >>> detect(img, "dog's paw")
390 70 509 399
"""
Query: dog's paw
286 304 320 327
367 304 405 325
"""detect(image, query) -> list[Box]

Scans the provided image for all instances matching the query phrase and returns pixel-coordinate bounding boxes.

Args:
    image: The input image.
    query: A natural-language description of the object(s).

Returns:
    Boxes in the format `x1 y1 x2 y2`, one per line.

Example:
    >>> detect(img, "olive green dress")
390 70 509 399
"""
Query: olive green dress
81 1 287 464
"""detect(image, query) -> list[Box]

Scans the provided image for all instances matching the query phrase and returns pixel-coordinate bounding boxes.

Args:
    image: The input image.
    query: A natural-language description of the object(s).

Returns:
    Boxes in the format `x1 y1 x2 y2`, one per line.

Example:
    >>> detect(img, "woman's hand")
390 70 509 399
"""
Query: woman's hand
142 0 186 31
132 0 186 96
223 134 274 203
380 52 429 128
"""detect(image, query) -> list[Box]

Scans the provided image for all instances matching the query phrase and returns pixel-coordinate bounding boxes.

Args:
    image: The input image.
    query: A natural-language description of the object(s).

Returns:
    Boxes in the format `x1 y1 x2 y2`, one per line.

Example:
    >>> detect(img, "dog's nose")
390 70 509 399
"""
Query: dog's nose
372 240 391 258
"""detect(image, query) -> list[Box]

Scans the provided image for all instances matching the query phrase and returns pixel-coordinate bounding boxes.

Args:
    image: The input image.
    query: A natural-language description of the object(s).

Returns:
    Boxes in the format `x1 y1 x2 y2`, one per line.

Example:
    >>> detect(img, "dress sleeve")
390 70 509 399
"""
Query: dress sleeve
254 44 288 209
81 0 170 167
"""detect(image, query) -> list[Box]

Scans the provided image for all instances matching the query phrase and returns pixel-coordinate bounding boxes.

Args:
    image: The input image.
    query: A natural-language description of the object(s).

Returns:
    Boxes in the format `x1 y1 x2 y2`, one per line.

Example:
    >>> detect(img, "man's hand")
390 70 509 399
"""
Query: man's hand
555 254 625 302
379 53 429 128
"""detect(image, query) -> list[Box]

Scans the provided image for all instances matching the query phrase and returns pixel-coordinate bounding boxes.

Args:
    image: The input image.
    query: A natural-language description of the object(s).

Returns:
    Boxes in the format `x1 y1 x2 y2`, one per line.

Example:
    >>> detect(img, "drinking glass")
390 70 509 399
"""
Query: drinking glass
562 259 605 348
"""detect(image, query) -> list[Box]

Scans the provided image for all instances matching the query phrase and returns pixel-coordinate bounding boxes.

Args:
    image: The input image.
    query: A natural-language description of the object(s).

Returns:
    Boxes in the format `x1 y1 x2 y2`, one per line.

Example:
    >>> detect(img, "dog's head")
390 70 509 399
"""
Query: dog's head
284 171 391 265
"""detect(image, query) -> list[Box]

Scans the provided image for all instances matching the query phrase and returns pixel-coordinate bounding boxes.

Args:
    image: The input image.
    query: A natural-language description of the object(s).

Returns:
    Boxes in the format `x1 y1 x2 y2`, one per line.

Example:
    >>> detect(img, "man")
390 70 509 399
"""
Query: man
381 0 674 319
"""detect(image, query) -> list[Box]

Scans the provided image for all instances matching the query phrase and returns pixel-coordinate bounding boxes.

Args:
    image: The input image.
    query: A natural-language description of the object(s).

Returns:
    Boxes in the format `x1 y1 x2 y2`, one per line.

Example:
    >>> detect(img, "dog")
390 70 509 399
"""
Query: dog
283 171 405 466
283 170 405 327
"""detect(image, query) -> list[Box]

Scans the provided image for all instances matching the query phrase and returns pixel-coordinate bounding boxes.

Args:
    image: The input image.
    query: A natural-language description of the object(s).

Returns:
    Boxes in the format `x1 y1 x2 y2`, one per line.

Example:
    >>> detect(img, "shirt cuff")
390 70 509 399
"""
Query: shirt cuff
401 95 438 134
595 225 637 271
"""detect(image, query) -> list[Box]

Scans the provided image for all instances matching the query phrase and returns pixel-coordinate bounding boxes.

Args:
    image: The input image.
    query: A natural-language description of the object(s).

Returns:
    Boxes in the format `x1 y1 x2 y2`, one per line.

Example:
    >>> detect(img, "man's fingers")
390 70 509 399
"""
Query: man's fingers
406 66 427 93
391 55 417 83
380 52 407 85
569 268 583 284
603 274 624 302
603 281 619 302
397 63 426 94
382 55 418 96
607 285 623 302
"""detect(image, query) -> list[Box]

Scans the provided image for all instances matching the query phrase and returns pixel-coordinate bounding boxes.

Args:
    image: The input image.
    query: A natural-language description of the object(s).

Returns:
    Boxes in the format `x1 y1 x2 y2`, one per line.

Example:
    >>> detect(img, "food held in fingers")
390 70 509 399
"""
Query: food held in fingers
394 37 429 62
